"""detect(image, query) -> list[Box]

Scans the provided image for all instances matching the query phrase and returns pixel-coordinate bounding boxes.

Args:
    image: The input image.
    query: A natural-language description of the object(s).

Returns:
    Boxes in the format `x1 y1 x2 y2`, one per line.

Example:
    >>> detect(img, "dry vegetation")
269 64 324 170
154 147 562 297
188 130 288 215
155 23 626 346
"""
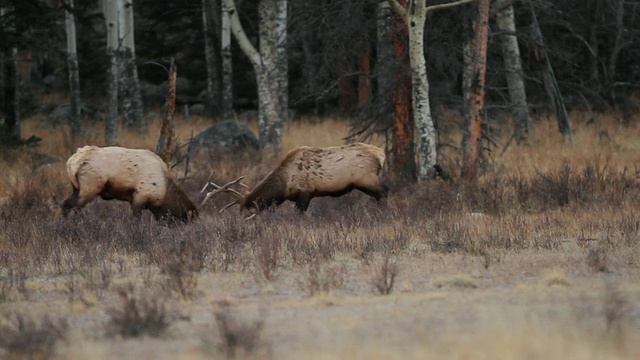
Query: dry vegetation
1 111 640 359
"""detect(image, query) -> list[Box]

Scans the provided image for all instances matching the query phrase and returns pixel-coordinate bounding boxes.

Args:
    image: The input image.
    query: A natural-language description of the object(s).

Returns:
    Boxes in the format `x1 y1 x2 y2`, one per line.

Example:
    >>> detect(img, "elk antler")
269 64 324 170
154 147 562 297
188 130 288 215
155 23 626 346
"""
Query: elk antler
200 176 247 207
219 200 238 213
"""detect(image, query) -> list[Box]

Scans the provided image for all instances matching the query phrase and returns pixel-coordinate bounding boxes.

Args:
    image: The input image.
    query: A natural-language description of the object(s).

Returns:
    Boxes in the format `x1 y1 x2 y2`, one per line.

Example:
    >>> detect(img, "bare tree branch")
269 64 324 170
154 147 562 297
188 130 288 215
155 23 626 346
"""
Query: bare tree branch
425 0 476 15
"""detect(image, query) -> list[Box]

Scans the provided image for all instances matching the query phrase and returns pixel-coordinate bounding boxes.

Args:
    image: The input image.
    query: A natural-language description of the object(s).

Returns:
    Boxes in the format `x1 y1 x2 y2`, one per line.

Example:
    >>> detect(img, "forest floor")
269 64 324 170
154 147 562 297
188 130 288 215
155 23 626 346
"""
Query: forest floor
1 111 640 359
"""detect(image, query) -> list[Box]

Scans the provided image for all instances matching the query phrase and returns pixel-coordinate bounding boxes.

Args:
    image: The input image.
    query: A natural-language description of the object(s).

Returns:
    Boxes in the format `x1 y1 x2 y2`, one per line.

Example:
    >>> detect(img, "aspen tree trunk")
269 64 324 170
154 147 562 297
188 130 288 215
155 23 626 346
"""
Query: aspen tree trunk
225 0 287 154
220 2 233 120
65 0 82 142
257 0 281 151
202 0 221 118
388 0 473 180
494 0 531 143
406 0 437 180
118 0 146 133
104 0 120 145
461 0 490 181
274 0 288 130
529 4 572 138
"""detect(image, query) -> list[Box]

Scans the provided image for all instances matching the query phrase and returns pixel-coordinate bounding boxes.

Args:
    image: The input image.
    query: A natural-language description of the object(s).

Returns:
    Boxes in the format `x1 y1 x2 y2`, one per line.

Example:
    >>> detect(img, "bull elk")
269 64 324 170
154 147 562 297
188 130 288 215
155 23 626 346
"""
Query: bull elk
61 145 242 223
201 143 388 215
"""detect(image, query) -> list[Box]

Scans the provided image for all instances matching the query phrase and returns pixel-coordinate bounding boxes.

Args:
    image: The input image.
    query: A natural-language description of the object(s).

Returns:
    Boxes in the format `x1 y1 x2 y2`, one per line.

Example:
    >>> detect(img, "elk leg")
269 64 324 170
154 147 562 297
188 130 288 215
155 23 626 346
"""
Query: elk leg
61 188 80 217
63 185 100 216
294 194 312 213
357 185 387 202
130 193 148 218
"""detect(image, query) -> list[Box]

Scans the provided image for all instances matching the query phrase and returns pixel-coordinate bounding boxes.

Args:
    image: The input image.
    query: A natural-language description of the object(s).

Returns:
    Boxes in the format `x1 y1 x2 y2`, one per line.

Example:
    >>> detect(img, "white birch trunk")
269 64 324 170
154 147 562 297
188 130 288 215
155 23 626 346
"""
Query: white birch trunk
388 0 474 180
104 0 120 144
225 0 286 154
221 2 233 120
495 0 530 142
257 0 283 153
407 1 437 180
118 0 146 132
65 0 82 142
275 0 288 132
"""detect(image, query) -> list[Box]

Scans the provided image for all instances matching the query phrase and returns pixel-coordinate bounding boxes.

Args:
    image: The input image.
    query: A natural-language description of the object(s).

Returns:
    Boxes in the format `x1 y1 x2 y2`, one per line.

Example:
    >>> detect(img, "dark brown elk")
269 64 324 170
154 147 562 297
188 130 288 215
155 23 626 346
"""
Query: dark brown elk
201 143 388 215
61 145 243 222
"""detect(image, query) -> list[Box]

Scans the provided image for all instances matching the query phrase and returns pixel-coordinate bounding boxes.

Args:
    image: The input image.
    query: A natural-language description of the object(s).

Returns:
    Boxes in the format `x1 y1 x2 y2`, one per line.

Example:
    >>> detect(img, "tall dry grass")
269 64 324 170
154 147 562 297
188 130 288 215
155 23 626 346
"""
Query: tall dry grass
1 110 640 359
2 109 639 202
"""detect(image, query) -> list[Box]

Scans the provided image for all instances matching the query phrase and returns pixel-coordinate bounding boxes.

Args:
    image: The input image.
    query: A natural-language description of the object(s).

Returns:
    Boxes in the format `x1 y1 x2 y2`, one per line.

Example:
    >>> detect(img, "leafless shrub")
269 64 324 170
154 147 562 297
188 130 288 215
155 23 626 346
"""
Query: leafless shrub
531 161 576 209
288 230 337 266
429 217 473 254
214 217 262 271
393 181 459 219
80 264 114 301
160 240 199 300
253 235 281 282
107 284 175 338
371 255 399 295
0 312 68 360
302 262 346 297
602 282 628 341
213 301 266 359
616 213 640 246
63 273 84 305
0 268 28 302
587 245 610 273
433 275 479 289
0 171 63 223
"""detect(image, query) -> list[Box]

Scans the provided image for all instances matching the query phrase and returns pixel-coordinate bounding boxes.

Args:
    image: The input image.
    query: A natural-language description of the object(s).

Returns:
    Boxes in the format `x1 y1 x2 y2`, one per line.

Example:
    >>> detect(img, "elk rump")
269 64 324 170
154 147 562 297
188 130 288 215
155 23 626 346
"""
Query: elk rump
62 145 198 222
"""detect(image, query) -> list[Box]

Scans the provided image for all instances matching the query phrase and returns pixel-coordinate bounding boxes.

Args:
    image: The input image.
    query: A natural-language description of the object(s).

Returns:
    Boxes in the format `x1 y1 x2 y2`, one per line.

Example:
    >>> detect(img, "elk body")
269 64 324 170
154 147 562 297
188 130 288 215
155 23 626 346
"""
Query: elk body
62 145 199 222
202 143 388 214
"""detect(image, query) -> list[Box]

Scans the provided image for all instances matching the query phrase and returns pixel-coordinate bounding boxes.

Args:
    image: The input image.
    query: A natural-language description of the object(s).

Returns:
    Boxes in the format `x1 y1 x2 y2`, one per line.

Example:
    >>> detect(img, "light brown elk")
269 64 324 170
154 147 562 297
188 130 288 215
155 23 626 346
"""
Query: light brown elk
201 143 388 215
61 145 242 223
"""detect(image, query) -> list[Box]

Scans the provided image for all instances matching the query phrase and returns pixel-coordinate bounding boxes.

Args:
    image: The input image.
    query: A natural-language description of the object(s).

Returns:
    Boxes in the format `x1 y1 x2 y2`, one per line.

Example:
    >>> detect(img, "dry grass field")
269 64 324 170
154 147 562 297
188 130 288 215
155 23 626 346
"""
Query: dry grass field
1 111 640 359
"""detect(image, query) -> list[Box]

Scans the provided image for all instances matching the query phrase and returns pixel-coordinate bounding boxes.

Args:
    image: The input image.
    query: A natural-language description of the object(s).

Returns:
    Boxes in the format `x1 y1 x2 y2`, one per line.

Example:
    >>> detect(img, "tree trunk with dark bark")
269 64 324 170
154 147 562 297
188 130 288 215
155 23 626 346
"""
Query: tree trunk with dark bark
461 0 490 181
156 60 177 163
1 6 20 142
65 0 82 143
337 55 355 114
530 4 572 138
390 0 416 182
203 0 222 118
358 41 371 109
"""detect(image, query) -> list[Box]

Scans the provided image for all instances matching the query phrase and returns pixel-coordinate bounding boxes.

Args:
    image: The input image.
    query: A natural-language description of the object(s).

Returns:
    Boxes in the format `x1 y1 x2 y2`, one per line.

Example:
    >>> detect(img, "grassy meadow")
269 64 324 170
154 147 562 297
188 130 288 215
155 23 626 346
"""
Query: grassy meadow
0 110 640 359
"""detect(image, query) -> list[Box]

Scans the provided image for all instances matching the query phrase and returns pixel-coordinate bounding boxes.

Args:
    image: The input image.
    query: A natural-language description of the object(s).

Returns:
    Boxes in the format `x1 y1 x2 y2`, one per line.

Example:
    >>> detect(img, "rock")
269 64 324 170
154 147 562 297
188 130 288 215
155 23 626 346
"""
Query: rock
46 103 97 127
191 119 259 151
189 103 207 117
